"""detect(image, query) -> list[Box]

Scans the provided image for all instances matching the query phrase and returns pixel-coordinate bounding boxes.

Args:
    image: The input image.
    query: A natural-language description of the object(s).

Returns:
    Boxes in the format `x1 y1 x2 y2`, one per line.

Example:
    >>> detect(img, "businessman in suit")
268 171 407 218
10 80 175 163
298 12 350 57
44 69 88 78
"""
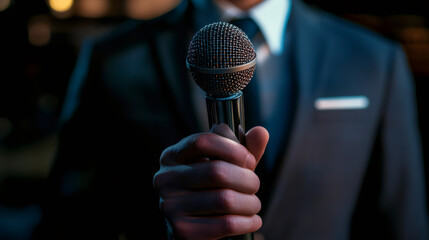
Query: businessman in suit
35 0 428 239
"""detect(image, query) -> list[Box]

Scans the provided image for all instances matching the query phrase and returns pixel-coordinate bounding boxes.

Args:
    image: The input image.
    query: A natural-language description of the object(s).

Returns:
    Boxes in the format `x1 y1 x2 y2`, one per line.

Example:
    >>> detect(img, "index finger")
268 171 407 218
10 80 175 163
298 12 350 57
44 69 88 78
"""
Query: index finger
160 132 256 169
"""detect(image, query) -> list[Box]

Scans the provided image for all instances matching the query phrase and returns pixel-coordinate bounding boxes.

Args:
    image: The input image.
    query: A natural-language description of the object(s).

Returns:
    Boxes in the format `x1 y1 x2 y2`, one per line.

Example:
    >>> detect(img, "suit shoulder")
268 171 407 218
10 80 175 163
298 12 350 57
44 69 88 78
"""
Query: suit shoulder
88 19 152 54
308 6 397 53
89 0 189 53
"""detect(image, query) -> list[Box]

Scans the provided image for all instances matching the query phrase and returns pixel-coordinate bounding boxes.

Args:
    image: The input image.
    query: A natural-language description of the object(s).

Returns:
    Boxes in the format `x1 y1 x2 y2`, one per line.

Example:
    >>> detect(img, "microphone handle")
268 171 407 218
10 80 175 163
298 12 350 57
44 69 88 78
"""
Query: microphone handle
205 91 253 240
205 92 246 144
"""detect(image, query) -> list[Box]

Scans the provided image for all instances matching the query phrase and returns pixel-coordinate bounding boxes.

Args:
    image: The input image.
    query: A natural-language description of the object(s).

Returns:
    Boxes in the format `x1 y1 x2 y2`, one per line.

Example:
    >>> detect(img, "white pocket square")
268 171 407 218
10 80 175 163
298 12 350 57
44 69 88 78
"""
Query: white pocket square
314 95 369 110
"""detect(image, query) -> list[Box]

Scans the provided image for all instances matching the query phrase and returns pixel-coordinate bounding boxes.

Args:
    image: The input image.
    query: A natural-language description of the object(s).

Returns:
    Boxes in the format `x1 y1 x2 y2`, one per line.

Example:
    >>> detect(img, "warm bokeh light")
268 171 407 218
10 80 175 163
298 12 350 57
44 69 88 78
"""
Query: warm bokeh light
76 0 109 18
0 0 11 12
401 27 429 43
48 0 74 13
0 117 12 141
125 0 181 20
28 17 51 46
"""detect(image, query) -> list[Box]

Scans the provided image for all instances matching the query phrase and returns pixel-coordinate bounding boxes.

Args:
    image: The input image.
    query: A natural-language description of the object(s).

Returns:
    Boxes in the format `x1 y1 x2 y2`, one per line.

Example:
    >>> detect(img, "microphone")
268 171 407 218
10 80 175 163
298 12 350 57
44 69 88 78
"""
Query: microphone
186 22 257 240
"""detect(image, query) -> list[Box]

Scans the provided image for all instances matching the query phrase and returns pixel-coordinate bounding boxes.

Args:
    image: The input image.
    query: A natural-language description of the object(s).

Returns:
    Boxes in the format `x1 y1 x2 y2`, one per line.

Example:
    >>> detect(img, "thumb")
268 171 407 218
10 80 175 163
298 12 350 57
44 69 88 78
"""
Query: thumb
245 126 269 170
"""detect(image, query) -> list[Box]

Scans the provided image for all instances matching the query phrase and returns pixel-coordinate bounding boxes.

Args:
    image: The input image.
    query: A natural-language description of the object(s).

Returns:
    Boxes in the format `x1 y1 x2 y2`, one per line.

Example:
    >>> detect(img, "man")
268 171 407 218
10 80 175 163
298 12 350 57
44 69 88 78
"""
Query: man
36 0 428 239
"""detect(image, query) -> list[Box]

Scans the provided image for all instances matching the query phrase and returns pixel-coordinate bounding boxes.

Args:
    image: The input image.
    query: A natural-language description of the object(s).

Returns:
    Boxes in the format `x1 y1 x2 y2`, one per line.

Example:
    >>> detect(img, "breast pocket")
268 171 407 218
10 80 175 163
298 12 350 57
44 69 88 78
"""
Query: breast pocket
312 95 372 122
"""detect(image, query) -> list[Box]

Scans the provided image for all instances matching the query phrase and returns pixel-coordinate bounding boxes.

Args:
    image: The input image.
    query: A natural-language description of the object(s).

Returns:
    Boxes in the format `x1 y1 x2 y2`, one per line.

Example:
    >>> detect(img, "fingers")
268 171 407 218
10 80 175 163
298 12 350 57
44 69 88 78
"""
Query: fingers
160 125 269 170
154 160 263 239
154 126 269 239
210 123 239 143
170 215 262 240
245 126 269 170
160 132 256 170
154 160 260 196
162 189 261 216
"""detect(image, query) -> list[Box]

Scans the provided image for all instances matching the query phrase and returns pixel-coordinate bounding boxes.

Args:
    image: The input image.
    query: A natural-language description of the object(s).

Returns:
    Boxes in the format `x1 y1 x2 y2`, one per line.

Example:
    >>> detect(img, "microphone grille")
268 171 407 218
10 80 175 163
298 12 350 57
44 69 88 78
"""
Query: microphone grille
187 22 256 97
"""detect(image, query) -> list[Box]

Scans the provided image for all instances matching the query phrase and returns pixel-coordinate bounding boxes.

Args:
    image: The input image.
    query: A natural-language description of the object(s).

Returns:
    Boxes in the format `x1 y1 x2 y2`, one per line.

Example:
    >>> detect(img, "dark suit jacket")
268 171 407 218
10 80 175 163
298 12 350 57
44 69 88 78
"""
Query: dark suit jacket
35 0 428 239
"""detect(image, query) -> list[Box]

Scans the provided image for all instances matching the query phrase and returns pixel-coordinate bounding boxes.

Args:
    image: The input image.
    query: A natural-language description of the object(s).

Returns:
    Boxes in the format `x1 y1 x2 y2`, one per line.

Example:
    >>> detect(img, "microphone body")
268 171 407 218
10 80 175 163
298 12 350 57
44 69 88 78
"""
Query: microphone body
186 22 257 240
206 92 245 144
204 72 253 240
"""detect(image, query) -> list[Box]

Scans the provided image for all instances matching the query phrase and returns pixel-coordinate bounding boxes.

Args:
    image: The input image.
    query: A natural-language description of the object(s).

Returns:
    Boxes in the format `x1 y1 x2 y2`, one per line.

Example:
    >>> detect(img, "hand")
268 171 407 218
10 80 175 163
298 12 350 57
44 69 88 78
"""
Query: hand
153 125 269 240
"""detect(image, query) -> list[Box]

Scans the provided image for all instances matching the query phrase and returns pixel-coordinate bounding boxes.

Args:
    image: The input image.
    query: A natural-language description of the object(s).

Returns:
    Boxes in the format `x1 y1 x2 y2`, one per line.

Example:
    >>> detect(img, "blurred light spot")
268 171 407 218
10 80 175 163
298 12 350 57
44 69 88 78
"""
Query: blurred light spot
0 117 13 141
125 0 180 20
77 0 109 18
401 27 429 44
48 0 74 13
37 94 60 114
118 233 127 240
256 44 270 64
0 0 11 12
0 205 42 240
28 17 51 46
25 63 41 78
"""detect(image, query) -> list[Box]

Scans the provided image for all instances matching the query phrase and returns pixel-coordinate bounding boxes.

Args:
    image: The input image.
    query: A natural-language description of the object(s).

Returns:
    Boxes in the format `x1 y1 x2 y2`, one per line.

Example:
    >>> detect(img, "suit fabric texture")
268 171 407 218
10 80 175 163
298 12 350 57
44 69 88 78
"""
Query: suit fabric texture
36 0 428 239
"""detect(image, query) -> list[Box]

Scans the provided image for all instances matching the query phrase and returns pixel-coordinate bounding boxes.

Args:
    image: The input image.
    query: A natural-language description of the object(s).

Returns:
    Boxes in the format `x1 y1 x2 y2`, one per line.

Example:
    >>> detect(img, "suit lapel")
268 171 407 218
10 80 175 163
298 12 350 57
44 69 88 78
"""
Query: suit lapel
151 1 201 137
261 0 334 235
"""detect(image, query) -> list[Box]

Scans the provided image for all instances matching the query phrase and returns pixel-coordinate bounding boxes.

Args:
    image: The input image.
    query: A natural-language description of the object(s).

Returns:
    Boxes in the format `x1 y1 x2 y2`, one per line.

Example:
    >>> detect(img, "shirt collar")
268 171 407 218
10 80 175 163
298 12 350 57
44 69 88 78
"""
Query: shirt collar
192 0 291 55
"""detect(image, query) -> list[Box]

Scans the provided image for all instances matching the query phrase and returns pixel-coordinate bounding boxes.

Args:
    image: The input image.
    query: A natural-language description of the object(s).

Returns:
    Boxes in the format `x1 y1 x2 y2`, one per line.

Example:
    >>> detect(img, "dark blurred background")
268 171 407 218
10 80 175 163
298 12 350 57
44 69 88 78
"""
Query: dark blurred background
0 0 428 239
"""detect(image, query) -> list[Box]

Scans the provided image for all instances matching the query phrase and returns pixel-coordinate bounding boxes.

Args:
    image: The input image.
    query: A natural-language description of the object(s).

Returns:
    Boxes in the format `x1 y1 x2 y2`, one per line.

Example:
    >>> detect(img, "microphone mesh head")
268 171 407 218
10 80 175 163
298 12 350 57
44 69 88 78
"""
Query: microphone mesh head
187 22 256 97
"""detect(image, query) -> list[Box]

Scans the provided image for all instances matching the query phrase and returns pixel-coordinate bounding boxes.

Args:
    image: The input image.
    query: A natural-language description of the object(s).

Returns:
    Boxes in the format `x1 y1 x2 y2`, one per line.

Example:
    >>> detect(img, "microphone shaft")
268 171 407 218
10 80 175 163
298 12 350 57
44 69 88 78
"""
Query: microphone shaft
206 91 253 240
206 91 246 144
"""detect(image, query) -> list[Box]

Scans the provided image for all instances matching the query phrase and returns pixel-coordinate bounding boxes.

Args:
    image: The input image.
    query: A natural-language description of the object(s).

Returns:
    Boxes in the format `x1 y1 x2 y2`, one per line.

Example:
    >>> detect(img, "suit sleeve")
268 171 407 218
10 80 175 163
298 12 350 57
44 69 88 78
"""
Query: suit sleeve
35 38 168 239
380 44 428 239
34 38 114 239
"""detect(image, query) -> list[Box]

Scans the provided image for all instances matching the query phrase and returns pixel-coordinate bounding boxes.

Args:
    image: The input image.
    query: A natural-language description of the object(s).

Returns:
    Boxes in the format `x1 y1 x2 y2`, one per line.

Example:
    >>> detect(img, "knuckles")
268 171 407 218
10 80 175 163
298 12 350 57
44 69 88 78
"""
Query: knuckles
159 132 256 169
219 215 241 236
190 133 212 152
155 132 263 240
217 215 261 237
182 133 214 157
206 160 230 185
213 189 261 215
215 189 236 211
152 170 165 193
159 145 175 166
153 167 178 195
159 133 213 166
